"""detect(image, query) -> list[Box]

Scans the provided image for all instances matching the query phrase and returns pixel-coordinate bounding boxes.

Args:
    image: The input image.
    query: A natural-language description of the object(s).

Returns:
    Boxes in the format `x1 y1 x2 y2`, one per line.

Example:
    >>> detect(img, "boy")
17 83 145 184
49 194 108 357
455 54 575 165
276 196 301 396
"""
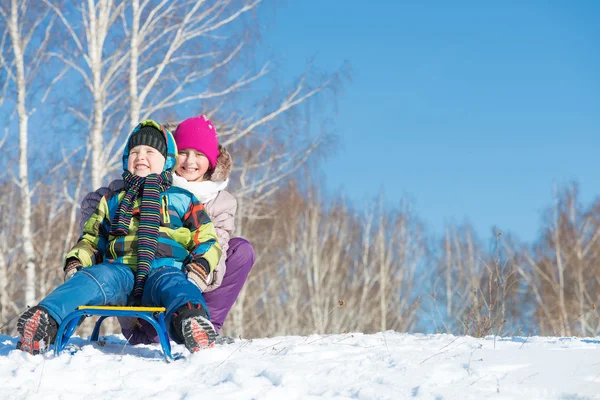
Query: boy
16 120 221 355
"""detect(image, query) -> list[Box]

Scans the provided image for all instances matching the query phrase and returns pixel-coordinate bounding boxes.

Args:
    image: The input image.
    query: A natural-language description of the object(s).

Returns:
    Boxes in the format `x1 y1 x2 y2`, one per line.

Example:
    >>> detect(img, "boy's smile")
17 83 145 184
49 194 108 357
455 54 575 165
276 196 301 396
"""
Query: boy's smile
128 145 166 177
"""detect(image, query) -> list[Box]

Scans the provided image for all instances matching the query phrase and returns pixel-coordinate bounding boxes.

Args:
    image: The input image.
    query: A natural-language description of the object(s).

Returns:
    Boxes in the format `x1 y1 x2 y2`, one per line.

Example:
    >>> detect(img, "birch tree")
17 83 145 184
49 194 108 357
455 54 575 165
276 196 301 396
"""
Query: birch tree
126 0 264 126
0 182 20 332
231 180 425 337
47 0 331 194
0 0 57 306
122 0 340 191
431 223 484 333
431 222 527 337
515 183 600 336
45 0 128 190
263 183 354 335
214 68 344 334
377 199 424 332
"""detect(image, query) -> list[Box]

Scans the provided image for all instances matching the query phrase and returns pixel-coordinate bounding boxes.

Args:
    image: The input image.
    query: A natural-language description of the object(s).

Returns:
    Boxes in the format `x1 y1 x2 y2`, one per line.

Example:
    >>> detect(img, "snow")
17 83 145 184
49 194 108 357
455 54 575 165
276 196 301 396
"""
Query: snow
1 332 599 399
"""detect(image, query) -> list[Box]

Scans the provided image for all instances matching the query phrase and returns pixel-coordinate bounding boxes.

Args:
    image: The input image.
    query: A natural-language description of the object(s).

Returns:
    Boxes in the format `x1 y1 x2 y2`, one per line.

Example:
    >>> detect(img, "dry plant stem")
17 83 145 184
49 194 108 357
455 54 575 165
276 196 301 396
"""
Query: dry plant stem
35 357 46 393
121 333 134 355
217 340 252 368
518 334 531 350
420 337 460 364
553 308 596 336
310 300 345 338
381 331 390 357
258 341 283 352
0 307 28 332
307 336 328 345
333 335 353 344
470 375 487 386
518 372 539 384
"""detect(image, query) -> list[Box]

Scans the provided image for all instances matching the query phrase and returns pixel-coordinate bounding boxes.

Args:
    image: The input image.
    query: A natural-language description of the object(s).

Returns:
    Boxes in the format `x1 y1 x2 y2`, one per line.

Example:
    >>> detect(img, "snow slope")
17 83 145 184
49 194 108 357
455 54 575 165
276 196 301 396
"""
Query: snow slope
1 332 599 399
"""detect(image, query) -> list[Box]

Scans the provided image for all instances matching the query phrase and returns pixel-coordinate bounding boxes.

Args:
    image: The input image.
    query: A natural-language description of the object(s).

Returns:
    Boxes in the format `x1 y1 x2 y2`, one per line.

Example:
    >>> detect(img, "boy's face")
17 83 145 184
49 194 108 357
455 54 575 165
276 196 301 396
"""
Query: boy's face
128 145 166 177
176 148 210 182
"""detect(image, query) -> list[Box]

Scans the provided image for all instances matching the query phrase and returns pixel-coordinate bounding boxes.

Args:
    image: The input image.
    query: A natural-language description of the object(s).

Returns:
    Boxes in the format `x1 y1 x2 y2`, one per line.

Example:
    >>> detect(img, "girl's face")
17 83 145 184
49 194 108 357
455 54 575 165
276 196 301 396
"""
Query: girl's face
127 145 166 177
176 149 210 182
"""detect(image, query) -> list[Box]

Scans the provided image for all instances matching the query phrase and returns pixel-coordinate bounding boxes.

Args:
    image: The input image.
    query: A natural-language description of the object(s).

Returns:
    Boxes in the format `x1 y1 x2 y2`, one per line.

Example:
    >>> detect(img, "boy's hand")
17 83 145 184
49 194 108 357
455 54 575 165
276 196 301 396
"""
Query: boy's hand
184 260 212 291
64 258 82 282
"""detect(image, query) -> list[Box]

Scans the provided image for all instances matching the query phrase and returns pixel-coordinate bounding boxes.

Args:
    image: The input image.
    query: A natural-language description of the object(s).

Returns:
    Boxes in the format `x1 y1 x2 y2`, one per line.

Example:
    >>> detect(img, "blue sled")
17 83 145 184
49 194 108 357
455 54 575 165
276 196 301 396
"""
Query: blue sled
54 306 173 361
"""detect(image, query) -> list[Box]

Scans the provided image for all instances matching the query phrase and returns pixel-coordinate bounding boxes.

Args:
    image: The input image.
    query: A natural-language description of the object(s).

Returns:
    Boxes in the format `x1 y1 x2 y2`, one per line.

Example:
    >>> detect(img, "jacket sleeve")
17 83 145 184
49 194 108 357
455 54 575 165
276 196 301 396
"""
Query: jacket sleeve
67 195 112 267
183 198 222 280
79 179 125 232
208 191 237 287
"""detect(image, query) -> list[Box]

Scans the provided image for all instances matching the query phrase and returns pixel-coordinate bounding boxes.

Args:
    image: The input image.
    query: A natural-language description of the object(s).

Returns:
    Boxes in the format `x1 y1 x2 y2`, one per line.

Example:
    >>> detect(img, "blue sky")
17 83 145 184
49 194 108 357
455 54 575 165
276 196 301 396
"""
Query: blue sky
259 0 600 243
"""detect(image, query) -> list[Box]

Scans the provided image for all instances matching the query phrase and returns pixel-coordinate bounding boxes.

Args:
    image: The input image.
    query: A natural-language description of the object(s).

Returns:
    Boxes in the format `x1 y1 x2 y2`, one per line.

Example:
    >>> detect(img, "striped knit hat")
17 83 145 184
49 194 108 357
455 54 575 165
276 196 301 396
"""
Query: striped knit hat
112 120 177 298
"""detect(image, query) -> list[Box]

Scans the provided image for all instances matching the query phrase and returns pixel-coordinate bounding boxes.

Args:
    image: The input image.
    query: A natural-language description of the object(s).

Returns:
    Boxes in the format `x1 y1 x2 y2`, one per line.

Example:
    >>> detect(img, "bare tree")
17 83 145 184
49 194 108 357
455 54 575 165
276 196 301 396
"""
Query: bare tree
127 0 264 126
0 0 355 341
33 183 76 297
123 0 344 194
0 181 20 332
429 222 525 337
434 223 484 333
45 0 128 190
47 0 335 193
225 179 426 338
379 199 425 332
515 183 600 336
0 0 57 306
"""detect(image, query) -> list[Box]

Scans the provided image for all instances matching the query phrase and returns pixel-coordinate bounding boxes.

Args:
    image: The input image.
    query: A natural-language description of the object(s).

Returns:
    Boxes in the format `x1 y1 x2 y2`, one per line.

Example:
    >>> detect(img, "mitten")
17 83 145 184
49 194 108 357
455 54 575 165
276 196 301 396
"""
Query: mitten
184 259 212 292
117 316 141 331
64 258 82 282
118 317 160 345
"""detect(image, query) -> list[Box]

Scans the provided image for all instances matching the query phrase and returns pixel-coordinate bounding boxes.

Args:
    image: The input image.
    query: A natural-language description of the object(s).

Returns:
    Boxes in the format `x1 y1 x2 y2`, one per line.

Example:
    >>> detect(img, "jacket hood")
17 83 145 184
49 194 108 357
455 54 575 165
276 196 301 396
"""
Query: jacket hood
210 145 232 182
122 120 178 173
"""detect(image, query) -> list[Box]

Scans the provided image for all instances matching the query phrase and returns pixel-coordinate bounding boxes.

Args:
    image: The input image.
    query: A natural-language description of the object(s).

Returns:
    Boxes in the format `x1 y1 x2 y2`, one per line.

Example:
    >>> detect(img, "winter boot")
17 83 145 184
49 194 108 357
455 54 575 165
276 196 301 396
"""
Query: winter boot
16 306 58 355
171 302 216 352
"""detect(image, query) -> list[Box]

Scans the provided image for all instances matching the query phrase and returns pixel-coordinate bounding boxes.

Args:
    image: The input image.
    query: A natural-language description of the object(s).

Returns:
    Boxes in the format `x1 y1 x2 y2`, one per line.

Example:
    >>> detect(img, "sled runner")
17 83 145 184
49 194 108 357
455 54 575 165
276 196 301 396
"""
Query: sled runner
54 305 173 361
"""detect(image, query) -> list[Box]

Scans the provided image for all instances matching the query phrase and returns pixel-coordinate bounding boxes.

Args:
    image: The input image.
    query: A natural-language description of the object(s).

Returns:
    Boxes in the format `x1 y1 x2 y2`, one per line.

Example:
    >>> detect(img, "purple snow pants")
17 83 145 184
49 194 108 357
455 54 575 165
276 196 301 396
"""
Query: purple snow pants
122 238 255 344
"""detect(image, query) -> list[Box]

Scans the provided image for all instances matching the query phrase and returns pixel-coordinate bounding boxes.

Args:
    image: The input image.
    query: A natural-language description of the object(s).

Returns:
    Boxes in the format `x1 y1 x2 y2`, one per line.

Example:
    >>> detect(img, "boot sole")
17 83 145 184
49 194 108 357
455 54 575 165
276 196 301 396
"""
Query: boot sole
17 309 50 355
182 316 216 352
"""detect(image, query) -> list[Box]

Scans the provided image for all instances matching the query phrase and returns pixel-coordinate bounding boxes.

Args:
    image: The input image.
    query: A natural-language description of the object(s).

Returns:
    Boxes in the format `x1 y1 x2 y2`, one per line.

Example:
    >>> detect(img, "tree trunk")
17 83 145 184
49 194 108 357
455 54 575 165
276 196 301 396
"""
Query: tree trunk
0 250 7 328
378 209 387 332
129 0 140 127
10 0 36 307
88 0 106 190
553 186 571 336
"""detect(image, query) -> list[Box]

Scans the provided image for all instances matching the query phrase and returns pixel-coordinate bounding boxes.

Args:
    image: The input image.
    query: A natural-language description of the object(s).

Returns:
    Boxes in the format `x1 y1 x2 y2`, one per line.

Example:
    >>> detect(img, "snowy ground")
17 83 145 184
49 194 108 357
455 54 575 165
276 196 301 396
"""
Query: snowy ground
0 331 599 399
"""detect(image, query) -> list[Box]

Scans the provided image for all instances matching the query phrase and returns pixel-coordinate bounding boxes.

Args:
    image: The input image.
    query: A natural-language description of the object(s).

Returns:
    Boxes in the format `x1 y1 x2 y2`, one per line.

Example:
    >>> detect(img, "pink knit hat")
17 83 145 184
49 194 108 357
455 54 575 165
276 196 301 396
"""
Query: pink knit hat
173 115 219 168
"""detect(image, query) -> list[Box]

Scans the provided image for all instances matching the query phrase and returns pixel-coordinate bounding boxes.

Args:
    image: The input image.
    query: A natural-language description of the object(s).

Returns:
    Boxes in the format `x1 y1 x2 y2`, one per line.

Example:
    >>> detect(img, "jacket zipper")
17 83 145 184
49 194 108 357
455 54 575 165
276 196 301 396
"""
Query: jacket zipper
162 195 170 225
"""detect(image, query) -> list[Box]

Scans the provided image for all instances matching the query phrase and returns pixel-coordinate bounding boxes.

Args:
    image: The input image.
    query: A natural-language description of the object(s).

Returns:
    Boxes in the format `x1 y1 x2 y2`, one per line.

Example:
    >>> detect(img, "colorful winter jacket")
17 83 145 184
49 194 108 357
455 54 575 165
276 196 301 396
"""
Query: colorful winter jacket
67 120 222 275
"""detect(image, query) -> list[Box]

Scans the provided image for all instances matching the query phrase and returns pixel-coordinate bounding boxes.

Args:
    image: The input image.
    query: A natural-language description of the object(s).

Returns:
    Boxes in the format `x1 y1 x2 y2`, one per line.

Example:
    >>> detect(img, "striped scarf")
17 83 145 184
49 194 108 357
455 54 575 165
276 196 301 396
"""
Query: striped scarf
110 170 172 298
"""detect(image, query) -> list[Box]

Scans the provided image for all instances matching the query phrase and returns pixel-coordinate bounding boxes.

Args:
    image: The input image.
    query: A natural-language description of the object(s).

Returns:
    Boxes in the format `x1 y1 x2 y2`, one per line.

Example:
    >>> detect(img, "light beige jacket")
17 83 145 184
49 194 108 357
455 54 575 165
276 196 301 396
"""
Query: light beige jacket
179 144 236 292
201 189 236 291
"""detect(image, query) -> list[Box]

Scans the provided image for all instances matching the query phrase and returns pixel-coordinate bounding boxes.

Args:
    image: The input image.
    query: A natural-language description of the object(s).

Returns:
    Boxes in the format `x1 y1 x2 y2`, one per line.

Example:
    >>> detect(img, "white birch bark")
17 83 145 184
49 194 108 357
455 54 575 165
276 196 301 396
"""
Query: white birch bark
6 0 36 306
45 0 126 189
0 186 12 327
552 184 571 336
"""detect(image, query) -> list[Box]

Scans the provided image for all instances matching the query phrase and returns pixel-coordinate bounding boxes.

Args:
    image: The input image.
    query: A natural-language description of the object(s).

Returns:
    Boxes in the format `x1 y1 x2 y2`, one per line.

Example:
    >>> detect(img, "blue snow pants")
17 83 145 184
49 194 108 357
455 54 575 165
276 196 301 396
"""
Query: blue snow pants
39 262 208 341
